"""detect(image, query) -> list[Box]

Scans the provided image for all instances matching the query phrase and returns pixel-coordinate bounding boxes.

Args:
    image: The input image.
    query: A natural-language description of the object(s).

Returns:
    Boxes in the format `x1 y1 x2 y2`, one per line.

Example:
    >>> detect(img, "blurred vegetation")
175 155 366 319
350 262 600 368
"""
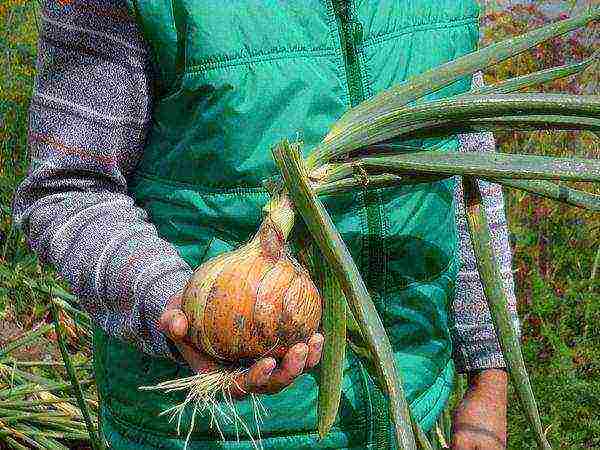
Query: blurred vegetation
480 3 600 449
0 1 598 449
1 2 104 449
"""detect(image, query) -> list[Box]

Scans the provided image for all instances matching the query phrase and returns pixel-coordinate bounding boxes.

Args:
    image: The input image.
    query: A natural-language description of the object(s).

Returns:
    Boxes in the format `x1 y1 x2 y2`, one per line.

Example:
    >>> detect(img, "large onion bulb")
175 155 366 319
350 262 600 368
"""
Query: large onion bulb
182 203 322 363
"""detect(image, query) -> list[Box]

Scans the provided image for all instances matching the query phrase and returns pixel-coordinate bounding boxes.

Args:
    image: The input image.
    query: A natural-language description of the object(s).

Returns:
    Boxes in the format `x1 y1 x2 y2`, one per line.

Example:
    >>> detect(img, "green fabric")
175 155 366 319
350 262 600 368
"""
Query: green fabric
97 1 480 448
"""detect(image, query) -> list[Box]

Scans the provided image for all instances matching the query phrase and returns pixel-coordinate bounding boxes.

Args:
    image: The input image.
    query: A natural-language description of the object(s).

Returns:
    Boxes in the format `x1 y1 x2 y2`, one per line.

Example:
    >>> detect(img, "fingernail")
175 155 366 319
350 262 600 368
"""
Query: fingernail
263 366 274 378
314 336 324 349
173 317 187 337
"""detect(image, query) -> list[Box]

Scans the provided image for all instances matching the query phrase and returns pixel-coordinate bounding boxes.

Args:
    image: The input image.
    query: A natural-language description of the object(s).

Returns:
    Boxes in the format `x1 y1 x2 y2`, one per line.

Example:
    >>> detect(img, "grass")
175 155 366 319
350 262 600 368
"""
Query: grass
0 1 598 449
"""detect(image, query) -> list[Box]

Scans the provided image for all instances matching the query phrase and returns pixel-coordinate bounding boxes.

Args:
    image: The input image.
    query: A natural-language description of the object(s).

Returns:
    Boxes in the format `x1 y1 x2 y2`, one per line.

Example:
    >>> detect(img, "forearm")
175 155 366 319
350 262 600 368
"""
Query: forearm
467 367 508 388
453 368 508 449
14 176 192 356
451 72 521 373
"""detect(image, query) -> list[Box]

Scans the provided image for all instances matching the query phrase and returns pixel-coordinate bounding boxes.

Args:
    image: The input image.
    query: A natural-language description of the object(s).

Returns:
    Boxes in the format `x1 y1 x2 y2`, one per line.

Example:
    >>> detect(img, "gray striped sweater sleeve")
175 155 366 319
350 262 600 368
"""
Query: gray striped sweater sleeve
452 72 521 373
12 0 192 358
12 0 518 370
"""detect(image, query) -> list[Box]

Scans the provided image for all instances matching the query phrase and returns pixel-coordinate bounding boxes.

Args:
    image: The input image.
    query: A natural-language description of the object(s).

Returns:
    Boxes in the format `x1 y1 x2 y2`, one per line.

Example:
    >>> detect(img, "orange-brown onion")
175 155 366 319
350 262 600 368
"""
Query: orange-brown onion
182 218 322 363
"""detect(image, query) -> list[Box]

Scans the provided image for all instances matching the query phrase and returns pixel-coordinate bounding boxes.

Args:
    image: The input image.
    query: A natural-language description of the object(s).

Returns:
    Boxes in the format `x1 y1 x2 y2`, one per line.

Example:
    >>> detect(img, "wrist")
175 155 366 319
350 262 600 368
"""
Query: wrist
466 368 508 403
467 368 508 386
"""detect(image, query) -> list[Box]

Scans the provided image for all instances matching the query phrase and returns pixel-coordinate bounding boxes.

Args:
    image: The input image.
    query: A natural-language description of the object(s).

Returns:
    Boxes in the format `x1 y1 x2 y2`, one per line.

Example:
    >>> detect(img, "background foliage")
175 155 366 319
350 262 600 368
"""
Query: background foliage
0 1 598 448
480 4 599 447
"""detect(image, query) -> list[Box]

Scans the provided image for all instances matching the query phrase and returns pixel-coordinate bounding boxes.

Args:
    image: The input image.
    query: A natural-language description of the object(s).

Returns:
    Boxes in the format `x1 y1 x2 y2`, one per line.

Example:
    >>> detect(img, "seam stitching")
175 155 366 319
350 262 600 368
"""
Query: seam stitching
185 48 336 75
362 16 478 48
323 0 350 107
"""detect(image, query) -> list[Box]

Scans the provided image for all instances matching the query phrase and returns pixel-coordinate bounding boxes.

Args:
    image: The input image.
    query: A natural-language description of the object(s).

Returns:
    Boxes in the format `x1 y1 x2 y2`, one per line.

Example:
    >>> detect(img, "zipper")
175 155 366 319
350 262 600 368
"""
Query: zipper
332 0 364 107
332 3 390 449
332 0 384 313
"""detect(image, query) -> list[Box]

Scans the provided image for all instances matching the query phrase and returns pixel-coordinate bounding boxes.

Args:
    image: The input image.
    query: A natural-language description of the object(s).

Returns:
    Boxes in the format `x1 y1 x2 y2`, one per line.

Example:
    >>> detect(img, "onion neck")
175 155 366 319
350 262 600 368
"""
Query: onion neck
264 193 296 240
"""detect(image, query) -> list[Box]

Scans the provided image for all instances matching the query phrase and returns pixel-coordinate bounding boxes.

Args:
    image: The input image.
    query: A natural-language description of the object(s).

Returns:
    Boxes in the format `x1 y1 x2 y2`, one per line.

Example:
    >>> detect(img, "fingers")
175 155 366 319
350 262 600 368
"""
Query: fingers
261 342 308 393
230 357 276 399
229 334 324 399
231 345 307 399
305 333 324 369
158 308 188 341
176 340 221 374
166 293 183 309
231 343 309 399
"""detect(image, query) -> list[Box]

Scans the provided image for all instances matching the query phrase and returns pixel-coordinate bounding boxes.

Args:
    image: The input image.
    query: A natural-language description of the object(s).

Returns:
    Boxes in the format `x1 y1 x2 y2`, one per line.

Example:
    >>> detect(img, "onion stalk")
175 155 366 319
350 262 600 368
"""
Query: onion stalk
272 141 416 449
308 94 600 166
462 52 598 96
308 248 347 439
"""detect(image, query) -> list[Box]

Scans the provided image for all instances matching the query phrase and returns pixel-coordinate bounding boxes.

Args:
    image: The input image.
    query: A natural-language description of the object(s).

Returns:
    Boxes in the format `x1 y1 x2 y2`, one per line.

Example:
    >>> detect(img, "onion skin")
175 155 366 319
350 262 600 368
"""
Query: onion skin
182 218 322 363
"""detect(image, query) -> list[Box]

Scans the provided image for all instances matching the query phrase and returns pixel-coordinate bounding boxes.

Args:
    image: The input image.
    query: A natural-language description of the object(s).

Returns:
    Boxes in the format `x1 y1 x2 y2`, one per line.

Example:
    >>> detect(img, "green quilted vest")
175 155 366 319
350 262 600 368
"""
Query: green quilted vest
94 1 481 448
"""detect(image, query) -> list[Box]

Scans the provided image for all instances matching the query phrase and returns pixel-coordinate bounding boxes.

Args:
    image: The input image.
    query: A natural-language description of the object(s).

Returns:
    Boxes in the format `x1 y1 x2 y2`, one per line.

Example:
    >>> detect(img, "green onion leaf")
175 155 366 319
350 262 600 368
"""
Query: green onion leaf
491 179 600 211
326 8 599 138
311 94 600 164
273 139 417 450
313 249 347 439
331 150 600 183
462 177 551 450
466 52 598 95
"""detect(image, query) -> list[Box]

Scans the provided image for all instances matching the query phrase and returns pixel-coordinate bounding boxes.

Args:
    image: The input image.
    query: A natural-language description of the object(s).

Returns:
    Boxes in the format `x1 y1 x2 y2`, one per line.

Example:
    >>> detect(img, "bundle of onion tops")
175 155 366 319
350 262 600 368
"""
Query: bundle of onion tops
141 8 600 450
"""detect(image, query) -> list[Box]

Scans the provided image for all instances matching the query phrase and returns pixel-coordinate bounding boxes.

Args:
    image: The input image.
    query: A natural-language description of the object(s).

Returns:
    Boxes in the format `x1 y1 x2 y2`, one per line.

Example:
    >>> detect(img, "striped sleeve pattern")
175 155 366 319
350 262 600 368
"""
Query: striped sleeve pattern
11 0 192 358
452 72 521 373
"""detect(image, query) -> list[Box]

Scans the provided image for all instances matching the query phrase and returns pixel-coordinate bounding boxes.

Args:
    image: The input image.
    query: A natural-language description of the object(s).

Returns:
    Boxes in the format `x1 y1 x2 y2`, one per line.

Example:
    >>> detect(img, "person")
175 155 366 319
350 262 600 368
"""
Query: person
13 1 521 449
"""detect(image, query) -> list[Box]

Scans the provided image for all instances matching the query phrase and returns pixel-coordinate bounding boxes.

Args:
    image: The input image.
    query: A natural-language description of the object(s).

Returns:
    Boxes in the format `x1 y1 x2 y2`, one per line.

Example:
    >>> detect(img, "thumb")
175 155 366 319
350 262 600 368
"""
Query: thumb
159 308 189 341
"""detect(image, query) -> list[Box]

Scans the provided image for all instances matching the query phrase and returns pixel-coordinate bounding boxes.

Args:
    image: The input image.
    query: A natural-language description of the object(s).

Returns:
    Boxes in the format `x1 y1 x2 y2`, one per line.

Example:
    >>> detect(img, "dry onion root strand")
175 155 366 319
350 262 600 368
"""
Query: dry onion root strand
139 367 266 450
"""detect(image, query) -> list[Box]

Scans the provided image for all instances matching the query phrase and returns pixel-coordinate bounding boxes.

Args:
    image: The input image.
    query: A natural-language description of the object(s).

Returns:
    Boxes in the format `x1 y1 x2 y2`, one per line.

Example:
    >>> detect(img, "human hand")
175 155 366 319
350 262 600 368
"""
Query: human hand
158 294 324 399
451 369 508 450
